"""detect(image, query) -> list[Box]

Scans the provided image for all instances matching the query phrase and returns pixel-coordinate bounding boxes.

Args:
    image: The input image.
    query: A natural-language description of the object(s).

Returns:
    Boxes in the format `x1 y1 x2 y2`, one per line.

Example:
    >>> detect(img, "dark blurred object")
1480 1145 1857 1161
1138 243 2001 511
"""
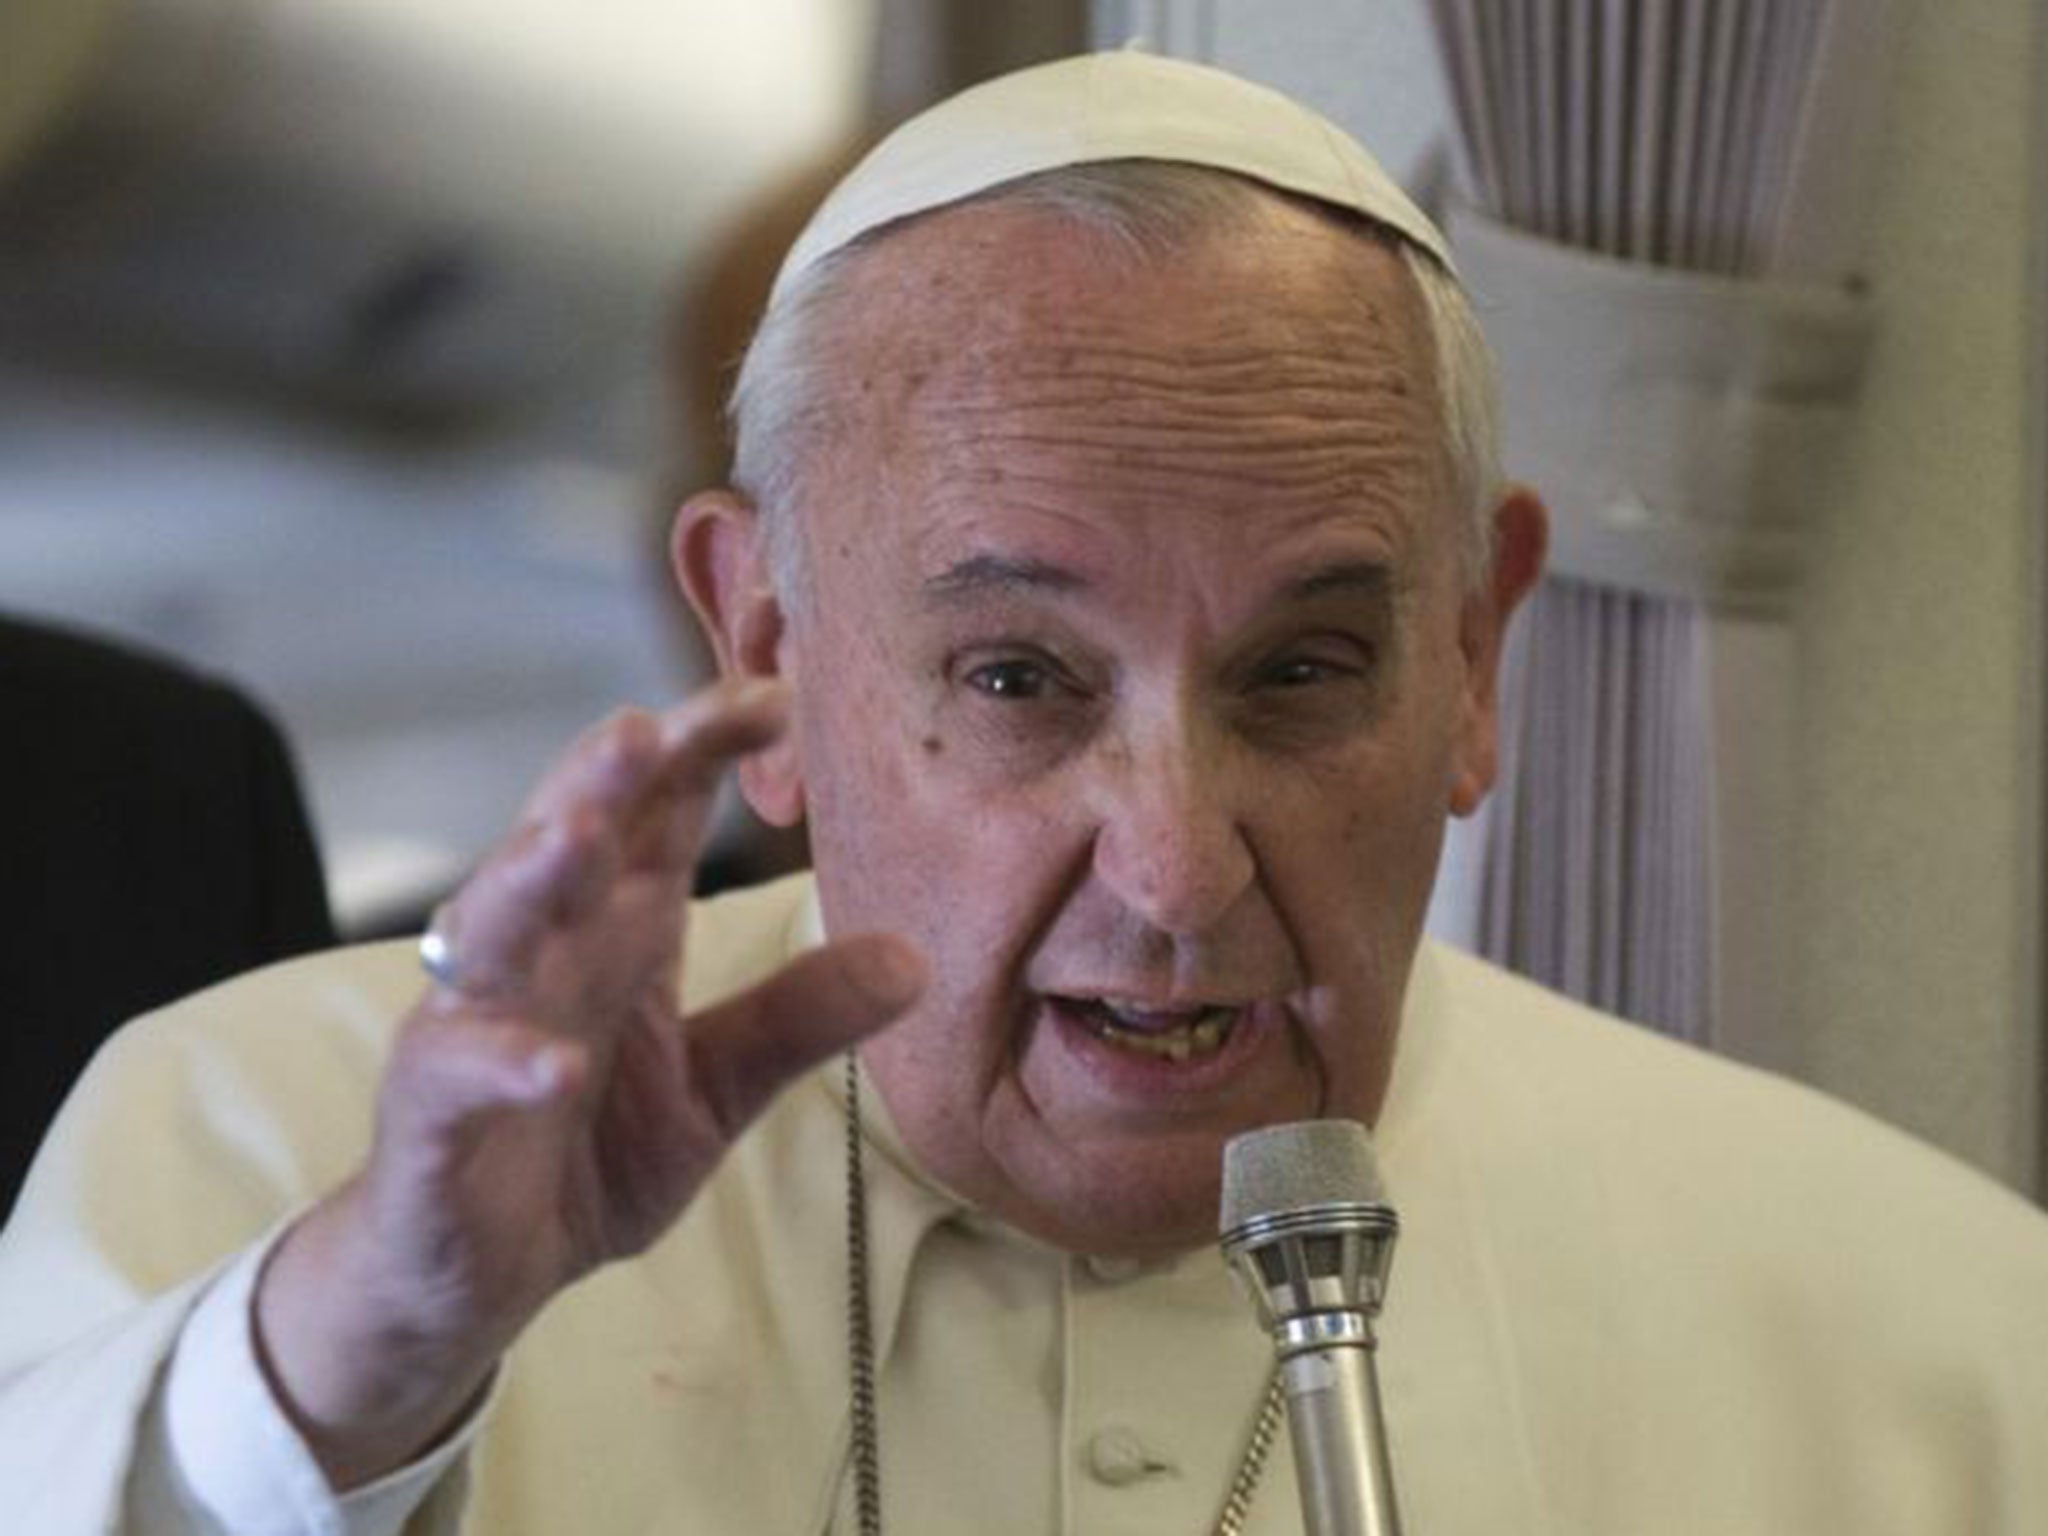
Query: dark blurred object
1 614 336 1218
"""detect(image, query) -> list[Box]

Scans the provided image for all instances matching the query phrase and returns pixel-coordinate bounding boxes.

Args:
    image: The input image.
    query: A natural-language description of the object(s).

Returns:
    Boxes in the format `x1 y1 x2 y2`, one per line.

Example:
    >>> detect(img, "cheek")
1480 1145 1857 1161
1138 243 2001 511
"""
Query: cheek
1272 723 1459 949
799 704 927 899
792 614 923 812
801 686 1075 959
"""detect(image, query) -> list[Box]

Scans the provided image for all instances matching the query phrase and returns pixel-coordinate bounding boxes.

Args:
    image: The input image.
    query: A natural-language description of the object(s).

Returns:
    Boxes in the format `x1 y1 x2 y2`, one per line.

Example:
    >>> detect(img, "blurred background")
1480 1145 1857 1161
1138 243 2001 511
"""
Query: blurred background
2 0 2042 1207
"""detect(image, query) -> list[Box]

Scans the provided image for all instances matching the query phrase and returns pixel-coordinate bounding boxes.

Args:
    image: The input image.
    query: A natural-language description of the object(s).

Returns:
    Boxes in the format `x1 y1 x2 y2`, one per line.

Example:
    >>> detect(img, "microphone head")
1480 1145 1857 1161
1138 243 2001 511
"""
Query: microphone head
1219 1119 1386 1235
1218 1119 1398 1329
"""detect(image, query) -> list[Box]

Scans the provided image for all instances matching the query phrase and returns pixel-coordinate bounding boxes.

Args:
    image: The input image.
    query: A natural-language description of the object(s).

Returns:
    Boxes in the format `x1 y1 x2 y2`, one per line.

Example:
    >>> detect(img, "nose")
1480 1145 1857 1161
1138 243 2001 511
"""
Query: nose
1086 715 1256 937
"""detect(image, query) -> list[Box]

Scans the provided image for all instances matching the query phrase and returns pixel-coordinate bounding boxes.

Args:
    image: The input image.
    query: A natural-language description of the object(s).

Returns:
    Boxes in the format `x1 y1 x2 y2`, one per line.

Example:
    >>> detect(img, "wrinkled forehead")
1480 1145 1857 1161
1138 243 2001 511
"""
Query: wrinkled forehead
811 201 1451 569
821 191 1433 394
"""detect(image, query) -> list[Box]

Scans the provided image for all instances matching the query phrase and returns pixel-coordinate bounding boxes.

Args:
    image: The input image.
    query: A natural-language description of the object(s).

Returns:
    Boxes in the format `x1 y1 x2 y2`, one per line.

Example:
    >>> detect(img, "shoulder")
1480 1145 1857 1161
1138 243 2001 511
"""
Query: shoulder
1413 938 2048 1291
1386 944 2048 1524
41 873 820 1203
0 939 423 1371
19 942 422 1257
70 872 820 1142
1425 940 2039 1197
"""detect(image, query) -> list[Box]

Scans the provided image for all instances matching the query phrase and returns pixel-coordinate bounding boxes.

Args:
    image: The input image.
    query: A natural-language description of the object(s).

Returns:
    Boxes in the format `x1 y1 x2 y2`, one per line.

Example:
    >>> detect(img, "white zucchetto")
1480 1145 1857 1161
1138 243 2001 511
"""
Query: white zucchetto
770 49 1452 305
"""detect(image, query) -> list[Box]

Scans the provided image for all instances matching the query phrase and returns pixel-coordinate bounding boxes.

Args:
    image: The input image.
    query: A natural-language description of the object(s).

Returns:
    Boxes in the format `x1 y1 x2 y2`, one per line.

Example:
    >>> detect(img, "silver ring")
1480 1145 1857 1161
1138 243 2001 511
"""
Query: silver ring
418 904 464 991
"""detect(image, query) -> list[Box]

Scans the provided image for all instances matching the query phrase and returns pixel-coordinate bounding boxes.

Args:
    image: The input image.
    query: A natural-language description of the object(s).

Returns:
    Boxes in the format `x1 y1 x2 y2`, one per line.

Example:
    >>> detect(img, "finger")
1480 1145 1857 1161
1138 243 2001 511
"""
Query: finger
618 680 791 874
655 678 790 797
424 681 789 1009
429 809 620 1000
518 708 668 828
682 933 927 1141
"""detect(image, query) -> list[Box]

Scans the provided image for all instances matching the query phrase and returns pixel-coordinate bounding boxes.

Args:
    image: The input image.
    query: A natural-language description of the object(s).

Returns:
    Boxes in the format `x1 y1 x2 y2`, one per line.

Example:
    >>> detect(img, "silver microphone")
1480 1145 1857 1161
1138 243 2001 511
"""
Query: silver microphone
1219 1120 1405 1536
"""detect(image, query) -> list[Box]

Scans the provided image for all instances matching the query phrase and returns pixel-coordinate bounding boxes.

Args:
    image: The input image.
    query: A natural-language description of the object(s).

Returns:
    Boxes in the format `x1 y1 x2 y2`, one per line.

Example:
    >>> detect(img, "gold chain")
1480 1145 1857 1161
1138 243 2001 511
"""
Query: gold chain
842 1052 1282 1535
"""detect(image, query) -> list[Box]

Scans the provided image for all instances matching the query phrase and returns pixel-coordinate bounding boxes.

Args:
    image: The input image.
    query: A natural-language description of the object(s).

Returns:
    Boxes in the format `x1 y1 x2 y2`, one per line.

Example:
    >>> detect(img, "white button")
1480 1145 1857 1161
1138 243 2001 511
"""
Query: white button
1084 1253 1143 1282
1086 1426 1173 1486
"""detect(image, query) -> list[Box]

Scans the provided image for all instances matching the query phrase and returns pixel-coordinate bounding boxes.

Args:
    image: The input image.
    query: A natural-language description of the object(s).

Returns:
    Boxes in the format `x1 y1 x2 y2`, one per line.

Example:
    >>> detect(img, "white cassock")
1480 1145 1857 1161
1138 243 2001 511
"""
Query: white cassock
0 872 2044 1534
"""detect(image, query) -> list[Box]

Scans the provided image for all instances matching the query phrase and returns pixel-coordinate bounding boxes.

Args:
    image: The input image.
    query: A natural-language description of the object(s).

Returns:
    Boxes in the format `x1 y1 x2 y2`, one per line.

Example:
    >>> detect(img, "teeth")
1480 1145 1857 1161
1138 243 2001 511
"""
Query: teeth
1080 1002 1238 1062
1103 1001 1176 1027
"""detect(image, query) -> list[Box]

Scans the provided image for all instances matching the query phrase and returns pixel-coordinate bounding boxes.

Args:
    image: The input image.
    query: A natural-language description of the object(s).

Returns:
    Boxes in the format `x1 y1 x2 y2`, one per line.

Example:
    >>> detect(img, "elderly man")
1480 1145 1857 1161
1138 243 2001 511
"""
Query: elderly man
1 51 2043 1536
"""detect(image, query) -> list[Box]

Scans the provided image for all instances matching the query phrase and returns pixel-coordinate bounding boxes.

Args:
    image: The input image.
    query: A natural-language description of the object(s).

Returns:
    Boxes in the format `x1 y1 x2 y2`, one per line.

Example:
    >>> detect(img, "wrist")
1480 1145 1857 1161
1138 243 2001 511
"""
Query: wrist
252 1188 506 1490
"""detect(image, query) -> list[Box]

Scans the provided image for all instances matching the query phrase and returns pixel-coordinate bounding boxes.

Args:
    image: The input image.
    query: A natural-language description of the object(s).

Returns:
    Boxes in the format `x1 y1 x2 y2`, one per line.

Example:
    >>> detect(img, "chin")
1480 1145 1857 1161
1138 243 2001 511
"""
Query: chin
998 1134 1232 1258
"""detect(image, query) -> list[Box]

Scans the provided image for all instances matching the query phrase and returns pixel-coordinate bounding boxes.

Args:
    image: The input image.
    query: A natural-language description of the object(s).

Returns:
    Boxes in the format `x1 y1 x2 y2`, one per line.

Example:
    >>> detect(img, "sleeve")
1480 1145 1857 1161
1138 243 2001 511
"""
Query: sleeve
125 1240 481 1536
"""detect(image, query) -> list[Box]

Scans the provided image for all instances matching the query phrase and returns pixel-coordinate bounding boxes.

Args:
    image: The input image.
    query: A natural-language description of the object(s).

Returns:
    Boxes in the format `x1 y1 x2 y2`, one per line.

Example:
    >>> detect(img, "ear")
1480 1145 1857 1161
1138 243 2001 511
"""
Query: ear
1448 486 1547 817
671 490 807 827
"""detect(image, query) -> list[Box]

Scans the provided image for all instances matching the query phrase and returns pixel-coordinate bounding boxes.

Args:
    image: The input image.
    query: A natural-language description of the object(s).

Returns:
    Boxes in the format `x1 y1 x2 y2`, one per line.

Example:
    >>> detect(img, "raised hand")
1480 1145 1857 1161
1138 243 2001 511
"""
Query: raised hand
253 680 925 1488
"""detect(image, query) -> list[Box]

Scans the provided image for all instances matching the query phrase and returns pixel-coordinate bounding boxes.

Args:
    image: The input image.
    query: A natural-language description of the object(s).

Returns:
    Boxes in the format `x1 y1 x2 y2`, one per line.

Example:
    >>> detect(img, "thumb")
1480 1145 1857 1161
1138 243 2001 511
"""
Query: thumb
683 933 927 1138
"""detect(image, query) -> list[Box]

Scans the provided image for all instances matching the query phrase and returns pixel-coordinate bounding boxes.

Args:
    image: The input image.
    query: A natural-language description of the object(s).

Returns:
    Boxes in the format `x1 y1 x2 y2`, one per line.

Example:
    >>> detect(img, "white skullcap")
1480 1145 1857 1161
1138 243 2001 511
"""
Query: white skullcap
770 49 1452 306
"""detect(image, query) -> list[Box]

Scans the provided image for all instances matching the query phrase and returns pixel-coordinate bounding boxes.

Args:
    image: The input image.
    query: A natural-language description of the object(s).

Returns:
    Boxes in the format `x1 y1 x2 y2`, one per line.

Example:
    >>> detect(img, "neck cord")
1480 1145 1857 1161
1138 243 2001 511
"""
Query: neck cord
845 1049 885 1536
841 1051 1285 1535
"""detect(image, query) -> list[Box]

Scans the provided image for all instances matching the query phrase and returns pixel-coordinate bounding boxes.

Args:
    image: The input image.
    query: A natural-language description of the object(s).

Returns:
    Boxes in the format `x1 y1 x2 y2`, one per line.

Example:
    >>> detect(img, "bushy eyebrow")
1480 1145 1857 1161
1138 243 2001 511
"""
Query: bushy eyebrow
1283 560 1394 608
922 554 1089 607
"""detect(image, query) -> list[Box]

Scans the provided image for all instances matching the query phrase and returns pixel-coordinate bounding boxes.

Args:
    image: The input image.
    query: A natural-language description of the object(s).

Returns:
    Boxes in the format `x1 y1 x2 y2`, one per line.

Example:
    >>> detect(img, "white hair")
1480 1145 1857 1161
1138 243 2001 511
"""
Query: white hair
729 161 1502 601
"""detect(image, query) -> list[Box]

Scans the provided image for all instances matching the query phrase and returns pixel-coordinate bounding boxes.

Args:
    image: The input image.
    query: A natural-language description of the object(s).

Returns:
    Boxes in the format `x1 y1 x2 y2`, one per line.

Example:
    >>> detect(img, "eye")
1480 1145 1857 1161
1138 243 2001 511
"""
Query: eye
964 655 1062 701
1260 656 1342 689
1253 645 1371 691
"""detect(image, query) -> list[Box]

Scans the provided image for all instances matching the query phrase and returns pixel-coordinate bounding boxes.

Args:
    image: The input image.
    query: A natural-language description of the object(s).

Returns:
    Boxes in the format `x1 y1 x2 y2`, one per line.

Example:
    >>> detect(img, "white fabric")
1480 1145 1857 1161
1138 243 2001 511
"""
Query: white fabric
2 873 2046 1532
1449 204 1873 611
772 48 1451 305
129 1238 472 1536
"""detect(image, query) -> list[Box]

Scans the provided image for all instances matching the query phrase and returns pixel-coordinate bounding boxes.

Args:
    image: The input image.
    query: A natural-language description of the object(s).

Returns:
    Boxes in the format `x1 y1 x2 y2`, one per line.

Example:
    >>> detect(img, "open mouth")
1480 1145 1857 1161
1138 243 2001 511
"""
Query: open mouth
1050 996 1245 1064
